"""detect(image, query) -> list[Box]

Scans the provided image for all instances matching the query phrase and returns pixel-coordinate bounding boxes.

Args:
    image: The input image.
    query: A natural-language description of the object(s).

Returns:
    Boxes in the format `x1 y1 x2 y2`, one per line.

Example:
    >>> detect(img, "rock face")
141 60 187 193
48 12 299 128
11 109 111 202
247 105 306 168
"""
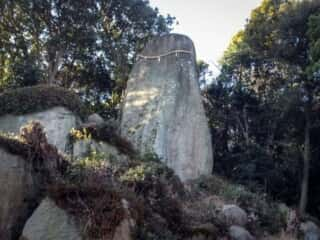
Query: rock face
20 197 134 240
20 198 82 240
0 148 40 240
0 107 80 153
120 34 213 181
229 225 255 240
222 205 248 227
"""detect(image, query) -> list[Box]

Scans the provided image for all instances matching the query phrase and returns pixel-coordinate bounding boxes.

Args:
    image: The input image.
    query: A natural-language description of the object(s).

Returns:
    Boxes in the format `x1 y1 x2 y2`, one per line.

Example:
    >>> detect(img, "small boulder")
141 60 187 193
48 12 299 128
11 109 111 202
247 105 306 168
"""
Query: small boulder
229 225 255 240
20 198 82 240
300 221 320 240
87 113 105 126
222 205 248 227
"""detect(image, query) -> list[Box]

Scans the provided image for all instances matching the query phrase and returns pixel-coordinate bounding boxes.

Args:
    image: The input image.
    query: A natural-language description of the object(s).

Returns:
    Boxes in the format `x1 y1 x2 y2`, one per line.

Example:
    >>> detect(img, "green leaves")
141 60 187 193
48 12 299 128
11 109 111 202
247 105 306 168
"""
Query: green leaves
0 0 174 104
307 13 320 80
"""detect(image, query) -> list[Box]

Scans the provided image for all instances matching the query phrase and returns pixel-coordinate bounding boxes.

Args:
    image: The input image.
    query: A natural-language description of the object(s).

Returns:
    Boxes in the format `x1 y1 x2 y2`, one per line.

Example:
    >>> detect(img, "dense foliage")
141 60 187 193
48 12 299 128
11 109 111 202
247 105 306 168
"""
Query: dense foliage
0 0 174 118
205 0 320 217
0 85 89 118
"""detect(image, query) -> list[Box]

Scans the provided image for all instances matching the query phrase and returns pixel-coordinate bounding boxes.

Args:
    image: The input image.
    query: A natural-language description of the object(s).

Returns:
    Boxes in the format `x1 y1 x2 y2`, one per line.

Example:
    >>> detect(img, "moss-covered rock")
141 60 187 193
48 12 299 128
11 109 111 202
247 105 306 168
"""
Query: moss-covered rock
0 85 89 118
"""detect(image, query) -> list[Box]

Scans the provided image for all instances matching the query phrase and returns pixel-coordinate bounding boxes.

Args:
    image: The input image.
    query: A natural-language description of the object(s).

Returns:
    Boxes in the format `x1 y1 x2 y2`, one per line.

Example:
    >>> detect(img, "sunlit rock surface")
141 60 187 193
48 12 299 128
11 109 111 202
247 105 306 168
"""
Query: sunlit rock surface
120 34 213 181
0 107 80 153
20 198 82 240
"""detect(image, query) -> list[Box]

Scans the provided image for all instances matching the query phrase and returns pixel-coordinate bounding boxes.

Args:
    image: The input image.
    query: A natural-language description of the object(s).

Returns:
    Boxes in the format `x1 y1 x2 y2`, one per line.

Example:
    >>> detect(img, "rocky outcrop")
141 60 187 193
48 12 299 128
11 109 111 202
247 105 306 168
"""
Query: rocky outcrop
0 147 40 240
0 107 80 153
20 198 82 240
120 34 213 181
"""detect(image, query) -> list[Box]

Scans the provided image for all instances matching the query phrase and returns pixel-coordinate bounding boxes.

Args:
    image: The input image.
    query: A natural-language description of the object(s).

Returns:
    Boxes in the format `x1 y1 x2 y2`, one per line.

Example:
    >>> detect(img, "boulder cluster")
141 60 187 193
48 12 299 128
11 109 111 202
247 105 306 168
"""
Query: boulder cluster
0 34 319 240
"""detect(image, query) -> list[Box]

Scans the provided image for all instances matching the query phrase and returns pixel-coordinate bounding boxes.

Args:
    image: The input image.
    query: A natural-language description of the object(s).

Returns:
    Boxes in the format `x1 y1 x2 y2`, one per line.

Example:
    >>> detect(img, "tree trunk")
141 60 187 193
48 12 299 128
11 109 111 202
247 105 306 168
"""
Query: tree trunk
47 49 63 85
299 104 311 216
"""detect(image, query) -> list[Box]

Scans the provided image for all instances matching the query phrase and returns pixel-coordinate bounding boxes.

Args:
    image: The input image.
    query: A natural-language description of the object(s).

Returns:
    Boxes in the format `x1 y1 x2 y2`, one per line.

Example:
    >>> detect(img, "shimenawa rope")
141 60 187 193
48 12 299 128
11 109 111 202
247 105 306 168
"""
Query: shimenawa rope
137 49 193 61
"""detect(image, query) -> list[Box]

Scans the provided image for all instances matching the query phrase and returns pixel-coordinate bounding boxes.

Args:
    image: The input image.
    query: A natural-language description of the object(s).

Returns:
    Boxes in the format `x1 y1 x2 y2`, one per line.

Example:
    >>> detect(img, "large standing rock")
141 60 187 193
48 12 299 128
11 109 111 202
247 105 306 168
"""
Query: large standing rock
20 198 82 240
120 34 213 181
0 148 40 240
0 107 80 153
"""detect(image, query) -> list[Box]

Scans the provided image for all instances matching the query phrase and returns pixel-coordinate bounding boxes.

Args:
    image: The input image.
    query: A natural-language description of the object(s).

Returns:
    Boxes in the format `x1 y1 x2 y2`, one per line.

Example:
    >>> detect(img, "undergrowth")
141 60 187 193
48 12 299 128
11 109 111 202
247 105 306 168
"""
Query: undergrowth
194 175 288 234
69 125 136 156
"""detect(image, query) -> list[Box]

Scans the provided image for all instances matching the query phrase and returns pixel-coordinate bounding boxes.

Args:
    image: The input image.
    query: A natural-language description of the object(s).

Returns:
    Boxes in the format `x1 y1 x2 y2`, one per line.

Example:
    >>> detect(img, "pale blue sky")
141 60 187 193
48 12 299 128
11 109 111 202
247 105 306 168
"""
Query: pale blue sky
149 0 262 74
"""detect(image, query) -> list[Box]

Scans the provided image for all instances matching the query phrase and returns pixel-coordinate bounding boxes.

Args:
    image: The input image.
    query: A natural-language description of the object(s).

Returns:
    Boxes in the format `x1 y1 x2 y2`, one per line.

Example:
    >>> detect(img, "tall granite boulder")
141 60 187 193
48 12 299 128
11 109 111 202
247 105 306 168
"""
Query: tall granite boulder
120 34 213 180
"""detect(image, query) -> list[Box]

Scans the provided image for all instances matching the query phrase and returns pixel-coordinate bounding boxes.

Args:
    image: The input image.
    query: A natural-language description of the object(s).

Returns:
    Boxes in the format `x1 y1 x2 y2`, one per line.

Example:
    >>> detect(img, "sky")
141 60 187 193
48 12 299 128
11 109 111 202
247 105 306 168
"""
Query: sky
149 0 262 74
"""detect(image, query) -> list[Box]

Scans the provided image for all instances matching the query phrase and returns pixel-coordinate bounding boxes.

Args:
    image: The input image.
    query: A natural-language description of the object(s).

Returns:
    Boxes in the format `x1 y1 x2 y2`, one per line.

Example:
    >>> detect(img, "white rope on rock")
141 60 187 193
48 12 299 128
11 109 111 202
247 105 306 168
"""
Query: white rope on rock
137 49 193 62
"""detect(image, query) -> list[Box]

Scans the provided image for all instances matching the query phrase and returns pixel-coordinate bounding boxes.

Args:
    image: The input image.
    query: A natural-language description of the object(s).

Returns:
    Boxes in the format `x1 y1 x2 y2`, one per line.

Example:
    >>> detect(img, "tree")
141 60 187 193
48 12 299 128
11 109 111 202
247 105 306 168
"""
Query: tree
0 0 175 117
206 0 320 215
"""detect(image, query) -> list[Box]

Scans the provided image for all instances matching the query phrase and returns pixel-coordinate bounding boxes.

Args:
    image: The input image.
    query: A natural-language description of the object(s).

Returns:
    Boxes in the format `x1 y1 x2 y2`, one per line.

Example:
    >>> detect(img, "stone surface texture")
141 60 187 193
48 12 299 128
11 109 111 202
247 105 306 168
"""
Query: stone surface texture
20 198 82 240
87 113 105 126
120 34 213 181
222 204 248 227
0 107 80 153
229 225 255 240
0 148 40 240
20 197 134 240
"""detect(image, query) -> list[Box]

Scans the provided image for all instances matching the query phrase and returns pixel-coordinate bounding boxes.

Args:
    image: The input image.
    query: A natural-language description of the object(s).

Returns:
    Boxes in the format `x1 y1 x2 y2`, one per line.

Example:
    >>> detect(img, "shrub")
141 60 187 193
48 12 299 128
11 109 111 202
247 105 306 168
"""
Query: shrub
0 132 31 159
194 175 287 234
120 153 186 237
48 181 126 239
69 125 136 156
0 121 67 176
0 85 89 118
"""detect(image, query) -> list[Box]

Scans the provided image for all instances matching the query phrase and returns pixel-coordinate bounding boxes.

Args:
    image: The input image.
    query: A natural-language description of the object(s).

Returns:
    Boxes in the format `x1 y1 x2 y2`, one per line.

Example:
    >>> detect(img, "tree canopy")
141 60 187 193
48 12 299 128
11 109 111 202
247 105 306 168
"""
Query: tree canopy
205 0 320 216
0 0 175 117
